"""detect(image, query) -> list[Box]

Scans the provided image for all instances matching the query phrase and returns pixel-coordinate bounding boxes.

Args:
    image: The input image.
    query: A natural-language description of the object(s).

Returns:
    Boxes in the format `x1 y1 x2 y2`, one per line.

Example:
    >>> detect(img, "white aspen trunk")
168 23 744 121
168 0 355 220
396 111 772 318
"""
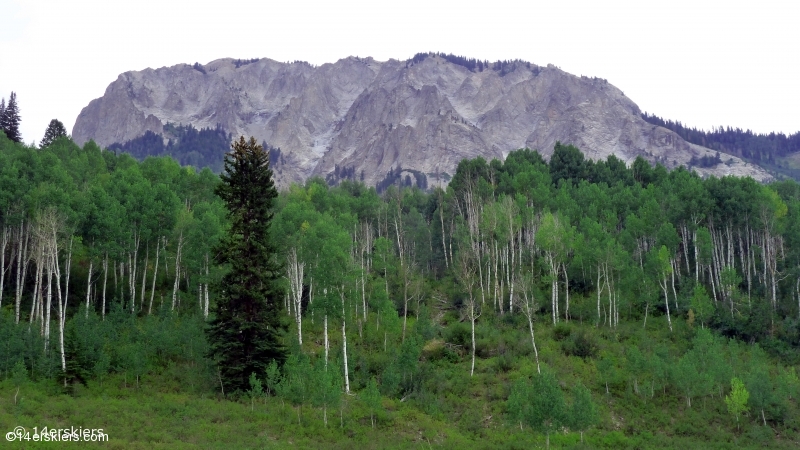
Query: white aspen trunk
171 231 184 310
341 289 350 395
149 239 160 315
507 269 514 315
727 225 735 269
522 291 541 374
61 236 72 330
747 225 754 303
484 250 491 307
475 242 485 306
738 230 747 288
45 252 53 351
681 223 691 275
204 254 209 319
163 237 170 280
62 241 73 318
440 200 448 269
660 277 673 332
0 225 9 309
693 229 699 282
85 259 93 318
140 244 148 312
596 268 603 326
287 248 305 345
449 219 455 267
770 237 778 312
113 260 118 301
30 247 42 326
324 314 329 369
129 232 140 310
563 262 570 322
708 265 718 304
52 255 64 371
361 256 367 322
128 253 134 312
53 240 68 375
15 220 28 323
402 265 409 342
547 253 558 325
607 267 613 328
470 296 477 377
671 258 679 311
102 254 108 320
493 241 499 312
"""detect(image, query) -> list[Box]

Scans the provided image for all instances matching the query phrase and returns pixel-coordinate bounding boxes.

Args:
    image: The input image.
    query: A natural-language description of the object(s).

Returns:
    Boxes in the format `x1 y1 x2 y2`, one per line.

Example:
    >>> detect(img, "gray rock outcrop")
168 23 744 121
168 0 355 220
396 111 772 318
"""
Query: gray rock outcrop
73 54 771 187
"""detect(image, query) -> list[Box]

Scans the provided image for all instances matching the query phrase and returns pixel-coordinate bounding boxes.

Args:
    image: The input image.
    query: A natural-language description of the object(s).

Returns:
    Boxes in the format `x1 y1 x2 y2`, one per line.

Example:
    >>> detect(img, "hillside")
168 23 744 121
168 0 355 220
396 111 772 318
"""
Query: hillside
72 53 771 188
1 133 799 448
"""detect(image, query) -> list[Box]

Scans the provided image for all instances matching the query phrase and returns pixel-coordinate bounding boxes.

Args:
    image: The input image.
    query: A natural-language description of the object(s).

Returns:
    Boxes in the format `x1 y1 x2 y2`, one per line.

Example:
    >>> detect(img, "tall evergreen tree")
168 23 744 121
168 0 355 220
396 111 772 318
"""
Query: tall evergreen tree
41 119 68 148
0 92 22 143
206 136 286 394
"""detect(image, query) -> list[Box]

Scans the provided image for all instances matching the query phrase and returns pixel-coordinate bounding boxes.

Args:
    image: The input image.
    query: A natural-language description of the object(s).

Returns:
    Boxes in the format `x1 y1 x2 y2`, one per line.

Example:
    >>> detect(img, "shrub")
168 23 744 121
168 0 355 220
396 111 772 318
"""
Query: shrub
553 322 572 341
563 329 600 359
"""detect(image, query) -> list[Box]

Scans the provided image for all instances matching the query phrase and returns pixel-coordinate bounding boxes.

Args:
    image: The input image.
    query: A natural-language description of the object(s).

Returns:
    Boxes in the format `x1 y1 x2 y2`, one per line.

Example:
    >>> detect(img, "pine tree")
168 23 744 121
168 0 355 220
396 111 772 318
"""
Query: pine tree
41 119 68 148
0 92 22 143
206 136 286 394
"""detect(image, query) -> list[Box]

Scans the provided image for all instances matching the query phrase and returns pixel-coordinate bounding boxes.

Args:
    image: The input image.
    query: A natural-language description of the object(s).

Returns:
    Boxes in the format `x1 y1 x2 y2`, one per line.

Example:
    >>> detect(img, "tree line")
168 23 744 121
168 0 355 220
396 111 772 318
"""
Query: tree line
642 112 800 178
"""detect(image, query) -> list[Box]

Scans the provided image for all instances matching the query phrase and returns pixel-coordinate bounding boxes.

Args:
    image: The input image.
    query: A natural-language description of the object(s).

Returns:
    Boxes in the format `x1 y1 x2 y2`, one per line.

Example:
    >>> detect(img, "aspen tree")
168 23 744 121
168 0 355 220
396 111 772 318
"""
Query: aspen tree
286 247 305 345
456 251 480 376
517 273 541 373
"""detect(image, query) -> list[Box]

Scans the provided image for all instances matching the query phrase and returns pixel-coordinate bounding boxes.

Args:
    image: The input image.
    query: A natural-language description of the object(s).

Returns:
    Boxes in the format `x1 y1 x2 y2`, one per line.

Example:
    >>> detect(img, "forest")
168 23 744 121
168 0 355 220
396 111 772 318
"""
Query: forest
1 131 799 448
641 112 800 179
107 123 232 173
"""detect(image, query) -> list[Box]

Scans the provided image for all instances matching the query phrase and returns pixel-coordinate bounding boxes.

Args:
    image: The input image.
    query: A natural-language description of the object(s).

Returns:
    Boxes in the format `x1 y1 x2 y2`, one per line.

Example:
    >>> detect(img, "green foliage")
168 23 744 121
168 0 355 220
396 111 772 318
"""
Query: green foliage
360 377 382 428
562 328 600 359
310 358 342 426
265 360 280 396
550 141 587 185
0 91 21 143
207 136 286 394
247 372 264 410
691 283 714 328
568 383 599 442
40 119 68 148
726 377 749 429
507 369 567 448
2 133 800 447
108 124 232 173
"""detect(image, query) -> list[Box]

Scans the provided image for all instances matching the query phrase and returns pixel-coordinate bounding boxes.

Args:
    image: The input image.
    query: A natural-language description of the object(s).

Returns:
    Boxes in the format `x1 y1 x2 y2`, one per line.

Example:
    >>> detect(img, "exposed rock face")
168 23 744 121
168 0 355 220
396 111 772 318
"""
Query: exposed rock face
73 54 771 187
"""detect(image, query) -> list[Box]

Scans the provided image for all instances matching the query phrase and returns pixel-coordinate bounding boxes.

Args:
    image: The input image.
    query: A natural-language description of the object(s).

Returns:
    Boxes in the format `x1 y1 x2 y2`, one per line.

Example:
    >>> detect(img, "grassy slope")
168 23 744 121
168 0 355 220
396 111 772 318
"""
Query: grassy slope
1 311 797 449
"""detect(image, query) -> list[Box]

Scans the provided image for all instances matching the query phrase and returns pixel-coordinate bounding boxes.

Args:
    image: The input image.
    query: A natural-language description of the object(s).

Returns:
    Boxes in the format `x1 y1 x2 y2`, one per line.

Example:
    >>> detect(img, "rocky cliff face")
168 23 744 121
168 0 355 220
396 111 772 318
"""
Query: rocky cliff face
73 54 771 187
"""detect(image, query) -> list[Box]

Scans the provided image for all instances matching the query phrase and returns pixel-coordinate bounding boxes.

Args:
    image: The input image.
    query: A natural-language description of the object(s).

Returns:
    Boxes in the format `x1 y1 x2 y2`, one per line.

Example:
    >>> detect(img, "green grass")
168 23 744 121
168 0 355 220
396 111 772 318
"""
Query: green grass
1 314 798 449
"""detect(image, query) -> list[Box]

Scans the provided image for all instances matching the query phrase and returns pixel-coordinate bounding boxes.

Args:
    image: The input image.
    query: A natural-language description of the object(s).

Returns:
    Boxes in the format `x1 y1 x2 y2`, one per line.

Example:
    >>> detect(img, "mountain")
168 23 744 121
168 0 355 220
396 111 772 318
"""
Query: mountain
72 53 771 187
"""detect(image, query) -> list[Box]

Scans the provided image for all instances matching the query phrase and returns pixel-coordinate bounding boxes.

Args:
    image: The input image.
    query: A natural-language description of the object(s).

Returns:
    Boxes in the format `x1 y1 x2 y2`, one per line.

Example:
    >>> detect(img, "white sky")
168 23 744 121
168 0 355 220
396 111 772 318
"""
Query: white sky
1 0 798 145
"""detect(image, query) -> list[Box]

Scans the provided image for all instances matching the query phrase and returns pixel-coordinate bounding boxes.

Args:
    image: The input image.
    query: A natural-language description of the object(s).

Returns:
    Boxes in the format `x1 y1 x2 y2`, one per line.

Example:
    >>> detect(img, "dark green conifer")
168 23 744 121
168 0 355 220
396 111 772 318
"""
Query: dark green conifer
206 136 286 394
0 92 22 143
41 119 68 148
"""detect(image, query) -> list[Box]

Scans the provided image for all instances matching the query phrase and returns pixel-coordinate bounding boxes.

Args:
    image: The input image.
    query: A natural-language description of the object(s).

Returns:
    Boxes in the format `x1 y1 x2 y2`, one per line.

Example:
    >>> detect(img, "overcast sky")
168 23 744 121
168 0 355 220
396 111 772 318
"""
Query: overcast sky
1 0 797 145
